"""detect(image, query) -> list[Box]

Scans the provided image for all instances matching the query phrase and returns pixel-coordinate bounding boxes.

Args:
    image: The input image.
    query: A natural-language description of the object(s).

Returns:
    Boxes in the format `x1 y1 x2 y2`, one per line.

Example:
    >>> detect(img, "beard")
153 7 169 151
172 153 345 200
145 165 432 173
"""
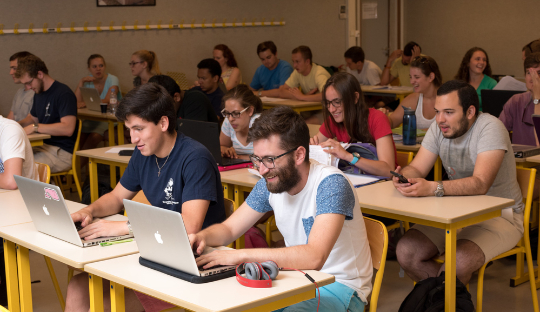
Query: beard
442 114 470 139
264 156 301 194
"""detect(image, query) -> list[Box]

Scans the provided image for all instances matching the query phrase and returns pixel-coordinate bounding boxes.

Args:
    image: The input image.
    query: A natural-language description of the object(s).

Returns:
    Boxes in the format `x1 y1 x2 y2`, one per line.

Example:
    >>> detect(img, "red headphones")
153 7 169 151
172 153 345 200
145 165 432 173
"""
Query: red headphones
235 261 279 288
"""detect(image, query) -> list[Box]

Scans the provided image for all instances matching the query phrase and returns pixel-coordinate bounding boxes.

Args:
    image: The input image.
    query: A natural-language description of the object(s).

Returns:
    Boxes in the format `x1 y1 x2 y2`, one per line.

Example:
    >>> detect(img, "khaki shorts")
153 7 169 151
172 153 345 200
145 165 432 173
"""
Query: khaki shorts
33 144 72 173
412 213 523 264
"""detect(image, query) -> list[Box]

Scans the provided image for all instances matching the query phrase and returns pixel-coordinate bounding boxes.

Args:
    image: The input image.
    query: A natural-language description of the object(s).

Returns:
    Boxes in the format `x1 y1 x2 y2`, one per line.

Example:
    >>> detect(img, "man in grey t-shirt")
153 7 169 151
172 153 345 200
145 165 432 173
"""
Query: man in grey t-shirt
392 80 524 285
7 51 34 122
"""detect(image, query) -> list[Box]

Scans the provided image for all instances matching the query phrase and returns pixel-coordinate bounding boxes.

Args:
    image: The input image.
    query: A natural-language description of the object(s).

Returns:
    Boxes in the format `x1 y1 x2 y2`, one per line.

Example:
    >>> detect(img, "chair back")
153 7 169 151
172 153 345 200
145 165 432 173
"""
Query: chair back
364 216 388 312
516 167 536 228
396 151 414 168
223 198 236 219
166 71 190 91
35 162 51 184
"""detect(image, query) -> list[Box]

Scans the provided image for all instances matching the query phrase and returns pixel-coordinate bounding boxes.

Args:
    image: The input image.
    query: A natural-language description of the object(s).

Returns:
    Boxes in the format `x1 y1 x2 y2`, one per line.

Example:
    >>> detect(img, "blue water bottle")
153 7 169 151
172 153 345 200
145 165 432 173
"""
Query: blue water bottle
402 106 417 145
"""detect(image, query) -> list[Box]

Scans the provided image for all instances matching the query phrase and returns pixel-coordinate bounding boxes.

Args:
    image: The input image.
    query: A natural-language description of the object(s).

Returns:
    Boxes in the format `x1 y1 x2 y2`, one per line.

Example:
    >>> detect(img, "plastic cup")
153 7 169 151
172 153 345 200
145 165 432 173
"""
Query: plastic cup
100 103 108 114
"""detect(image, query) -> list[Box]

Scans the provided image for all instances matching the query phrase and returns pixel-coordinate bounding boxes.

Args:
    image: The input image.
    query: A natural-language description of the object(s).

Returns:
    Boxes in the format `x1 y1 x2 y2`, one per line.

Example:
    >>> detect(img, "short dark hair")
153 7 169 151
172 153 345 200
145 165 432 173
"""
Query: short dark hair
344 46 365 63
410 56 443 87
437 80 479 117
87 54 105 67
403 41 421 56
222 84 263 113
524 52 540 73
197 58 222 78
149 75 181 98
9 51 33 62
257 41 277 55
115 83 177 134
292 45 312 64
248 106 310 163
523 39 540 58
15 55 48 78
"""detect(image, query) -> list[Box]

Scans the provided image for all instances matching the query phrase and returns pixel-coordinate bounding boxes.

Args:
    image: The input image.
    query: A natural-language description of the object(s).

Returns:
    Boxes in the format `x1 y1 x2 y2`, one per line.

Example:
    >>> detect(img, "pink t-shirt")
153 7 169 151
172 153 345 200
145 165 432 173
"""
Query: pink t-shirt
319 108 397 165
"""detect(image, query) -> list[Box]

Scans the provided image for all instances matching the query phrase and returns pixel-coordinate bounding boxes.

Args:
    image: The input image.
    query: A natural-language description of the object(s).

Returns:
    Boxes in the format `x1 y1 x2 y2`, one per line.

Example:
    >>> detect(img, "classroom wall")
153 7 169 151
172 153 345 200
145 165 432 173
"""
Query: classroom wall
403 0 538 84
0 0 348 115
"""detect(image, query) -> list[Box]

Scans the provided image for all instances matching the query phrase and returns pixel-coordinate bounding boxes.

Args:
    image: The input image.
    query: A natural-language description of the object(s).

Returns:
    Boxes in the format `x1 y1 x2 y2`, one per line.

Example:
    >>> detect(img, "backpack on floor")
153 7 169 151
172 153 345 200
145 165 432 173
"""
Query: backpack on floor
398 272 474 312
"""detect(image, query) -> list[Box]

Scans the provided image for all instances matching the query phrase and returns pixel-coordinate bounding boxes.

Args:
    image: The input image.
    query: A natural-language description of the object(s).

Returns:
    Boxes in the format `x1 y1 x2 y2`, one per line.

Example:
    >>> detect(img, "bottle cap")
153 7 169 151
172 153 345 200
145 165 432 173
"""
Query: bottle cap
403 106 415 115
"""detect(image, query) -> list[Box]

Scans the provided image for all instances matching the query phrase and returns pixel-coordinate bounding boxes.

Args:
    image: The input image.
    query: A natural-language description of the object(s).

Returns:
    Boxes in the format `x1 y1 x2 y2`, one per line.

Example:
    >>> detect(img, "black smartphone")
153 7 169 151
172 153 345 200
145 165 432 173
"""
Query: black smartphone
390 170 409 183
118 150 134 156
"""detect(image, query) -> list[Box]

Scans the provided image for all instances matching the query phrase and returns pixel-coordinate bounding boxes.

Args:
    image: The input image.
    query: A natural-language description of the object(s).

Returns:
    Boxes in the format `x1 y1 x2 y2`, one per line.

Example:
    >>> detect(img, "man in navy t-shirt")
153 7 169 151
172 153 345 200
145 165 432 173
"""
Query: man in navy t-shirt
66 83 225 311
16 55 77 173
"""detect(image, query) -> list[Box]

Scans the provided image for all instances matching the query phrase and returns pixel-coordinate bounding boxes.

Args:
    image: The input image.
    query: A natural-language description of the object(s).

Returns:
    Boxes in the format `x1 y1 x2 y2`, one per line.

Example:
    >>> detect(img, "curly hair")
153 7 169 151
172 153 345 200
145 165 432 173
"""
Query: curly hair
214 44 238 67
454 47 492 83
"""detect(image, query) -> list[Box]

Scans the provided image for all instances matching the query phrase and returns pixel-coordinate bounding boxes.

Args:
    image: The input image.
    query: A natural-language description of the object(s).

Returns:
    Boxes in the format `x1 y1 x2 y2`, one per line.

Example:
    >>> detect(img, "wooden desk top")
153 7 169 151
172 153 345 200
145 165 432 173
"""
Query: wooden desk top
361 85 413 95
0 222 138 268
260 97 321 108
27 133 51 142
85 253 334 312
523 154 540 164
394 141 422 152
76 144 135 164
220 168 261 188
0 190 85 227
356 181 513 224
78 107 119 121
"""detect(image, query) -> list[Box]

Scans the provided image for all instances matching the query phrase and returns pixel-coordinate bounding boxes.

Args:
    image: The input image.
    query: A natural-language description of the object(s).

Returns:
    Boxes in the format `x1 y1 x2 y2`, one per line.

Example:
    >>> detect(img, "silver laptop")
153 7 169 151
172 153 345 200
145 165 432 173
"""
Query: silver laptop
14 175 133 247
123 199 235 277
80 87 103 111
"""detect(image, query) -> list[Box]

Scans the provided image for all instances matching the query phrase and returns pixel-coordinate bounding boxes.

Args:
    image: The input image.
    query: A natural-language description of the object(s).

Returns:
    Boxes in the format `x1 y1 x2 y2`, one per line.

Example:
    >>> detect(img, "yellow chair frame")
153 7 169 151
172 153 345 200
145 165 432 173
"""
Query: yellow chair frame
0 305 9 312
364 216 388 312
476 167 539 312
51 118 83 200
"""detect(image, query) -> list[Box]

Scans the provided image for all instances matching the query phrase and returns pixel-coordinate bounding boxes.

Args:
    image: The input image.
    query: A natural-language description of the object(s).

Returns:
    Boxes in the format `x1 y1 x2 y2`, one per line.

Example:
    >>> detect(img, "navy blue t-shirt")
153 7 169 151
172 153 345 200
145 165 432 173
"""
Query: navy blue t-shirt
191 86 224 116
119 133 225 229
30 80 77 153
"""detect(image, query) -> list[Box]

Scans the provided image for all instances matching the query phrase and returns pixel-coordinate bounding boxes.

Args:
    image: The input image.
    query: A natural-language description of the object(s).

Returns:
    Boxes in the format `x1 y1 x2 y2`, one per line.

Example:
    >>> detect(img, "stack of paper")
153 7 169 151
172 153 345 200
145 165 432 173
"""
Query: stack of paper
309 143 350 167
344 173 384 187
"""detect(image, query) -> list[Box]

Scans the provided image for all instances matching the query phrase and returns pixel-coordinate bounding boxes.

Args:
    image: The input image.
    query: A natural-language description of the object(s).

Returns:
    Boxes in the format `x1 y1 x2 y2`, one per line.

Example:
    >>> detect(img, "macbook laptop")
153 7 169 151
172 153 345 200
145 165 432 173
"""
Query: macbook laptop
123 199 235 282
80 87 104 112
14 175 133 247
177 119 251 166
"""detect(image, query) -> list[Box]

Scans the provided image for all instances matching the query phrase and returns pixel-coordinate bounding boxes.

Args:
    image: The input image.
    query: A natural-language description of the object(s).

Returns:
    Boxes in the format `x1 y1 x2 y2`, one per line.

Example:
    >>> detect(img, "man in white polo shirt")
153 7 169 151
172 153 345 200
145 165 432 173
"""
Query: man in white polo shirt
0 115 35 189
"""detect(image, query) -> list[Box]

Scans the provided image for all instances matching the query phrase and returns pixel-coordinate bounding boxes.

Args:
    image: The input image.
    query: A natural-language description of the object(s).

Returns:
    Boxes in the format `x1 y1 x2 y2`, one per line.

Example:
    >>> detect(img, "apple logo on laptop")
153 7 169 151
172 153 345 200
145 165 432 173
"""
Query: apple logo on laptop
90 97 94 102
43 205 50 216
155 231 163 244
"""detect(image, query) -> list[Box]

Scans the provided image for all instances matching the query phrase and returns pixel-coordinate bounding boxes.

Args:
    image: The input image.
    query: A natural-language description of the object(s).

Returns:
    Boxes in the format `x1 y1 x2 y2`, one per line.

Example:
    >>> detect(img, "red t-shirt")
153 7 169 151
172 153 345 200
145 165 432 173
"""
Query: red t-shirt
319 108 397 165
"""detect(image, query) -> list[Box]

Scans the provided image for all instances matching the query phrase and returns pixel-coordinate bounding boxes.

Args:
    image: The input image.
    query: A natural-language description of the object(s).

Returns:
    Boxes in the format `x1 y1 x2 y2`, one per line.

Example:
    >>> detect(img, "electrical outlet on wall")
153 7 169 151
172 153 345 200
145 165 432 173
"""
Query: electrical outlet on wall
339 5 347 19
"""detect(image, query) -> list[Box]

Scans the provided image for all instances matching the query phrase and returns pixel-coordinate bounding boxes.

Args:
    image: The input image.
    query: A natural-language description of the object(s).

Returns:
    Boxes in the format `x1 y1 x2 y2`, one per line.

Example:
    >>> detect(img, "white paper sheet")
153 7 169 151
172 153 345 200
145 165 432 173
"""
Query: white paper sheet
344 173 381 186
309 143 350 167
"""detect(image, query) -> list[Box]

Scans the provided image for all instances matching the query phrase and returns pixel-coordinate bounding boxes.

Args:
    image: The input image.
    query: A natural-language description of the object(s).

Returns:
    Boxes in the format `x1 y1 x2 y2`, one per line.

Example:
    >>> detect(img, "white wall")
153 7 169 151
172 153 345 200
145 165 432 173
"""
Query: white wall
0 0 348 115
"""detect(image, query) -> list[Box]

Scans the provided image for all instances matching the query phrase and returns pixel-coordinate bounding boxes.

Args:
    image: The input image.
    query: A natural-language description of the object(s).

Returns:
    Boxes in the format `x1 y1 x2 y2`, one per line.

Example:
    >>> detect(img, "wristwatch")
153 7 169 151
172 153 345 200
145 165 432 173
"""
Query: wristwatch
33 123 38 133
349 152 361 165
534 99 539 105
434 181 444 197
126 221 133 235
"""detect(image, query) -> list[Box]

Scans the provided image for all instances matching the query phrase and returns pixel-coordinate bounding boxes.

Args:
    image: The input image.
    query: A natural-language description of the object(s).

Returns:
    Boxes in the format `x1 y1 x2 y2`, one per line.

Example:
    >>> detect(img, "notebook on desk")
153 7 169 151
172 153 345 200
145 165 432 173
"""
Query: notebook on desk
13 175 132 247
123 199 236 283
177 119 251 167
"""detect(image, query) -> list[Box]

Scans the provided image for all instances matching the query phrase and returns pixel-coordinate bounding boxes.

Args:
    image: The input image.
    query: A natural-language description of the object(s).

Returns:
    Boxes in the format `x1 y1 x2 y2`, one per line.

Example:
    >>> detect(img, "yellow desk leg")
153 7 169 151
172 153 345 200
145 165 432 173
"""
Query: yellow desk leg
30 140 43 147
89 158 99 202
16 245 32 312
120 165 127 178
44 256 65 310
444 227 457 312
89 274 104 312
396 94 406 101
222 183 234 201
434 157 442 181
3 240 20 312
117 122 125 145
234 185 245 249
110 282 125 312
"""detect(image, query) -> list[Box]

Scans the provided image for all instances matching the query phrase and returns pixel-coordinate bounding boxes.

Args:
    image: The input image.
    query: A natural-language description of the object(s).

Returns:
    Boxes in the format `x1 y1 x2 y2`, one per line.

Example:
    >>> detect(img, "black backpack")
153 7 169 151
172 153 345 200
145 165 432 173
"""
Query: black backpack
398 272 474 312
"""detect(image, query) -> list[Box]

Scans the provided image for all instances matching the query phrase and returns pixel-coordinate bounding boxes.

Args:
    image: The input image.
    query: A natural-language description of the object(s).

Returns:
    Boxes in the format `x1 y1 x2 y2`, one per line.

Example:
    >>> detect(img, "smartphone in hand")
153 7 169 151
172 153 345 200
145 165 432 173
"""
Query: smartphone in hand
390 170 409 184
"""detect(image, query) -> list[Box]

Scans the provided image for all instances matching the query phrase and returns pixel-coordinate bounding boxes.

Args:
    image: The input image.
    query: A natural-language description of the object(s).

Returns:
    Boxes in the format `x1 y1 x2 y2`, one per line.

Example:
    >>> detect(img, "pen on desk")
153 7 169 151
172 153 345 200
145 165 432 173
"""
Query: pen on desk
100 238 133 247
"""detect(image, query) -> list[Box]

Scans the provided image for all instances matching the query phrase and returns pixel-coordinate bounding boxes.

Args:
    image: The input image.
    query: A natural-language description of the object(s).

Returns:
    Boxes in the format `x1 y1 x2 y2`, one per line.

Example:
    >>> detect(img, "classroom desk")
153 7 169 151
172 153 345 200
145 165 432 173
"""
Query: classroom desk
84 253 335 312
27 133 51 147
356 181 514 312
361 85 413 101
260 98 322 114
394 141 443 181
220 168 261 208
78 108 125 146
76 144 134 202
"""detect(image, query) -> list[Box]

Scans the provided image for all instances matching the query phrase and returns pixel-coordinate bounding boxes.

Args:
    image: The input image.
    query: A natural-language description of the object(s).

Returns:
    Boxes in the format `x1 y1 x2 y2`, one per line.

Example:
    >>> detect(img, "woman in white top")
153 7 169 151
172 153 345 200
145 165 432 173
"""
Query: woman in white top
383 56 442 130
220 84 262 158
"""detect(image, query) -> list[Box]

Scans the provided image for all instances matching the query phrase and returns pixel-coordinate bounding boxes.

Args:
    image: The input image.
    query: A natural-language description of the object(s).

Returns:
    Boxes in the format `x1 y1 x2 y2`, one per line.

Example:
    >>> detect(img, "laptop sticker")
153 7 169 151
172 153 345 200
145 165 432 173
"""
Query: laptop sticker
44 187 60 201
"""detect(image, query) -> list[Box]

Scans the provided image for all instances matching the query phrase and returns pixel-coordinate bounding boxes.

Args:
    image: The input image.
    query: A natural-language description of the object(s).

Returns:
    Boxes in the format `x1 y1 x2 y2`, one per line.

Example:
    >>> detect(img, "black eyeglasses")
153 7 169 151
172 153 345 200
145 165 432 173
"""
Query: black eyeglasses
249 147 298 169
128 61 143 67
22 78 34 86
325 98 342 109
221 106 249 119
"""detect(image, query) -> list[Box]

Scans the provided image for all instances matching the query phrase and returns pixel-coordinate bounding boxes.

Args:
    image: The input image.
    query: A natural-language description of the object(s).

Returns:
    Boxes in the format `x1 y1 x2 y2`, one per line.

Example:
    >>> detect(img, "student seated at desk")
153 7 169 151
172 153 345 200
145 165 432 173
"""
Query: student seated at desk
454 47 497 111
65 83 226 312
250 40 293 96
380 41 422 87
214 44 242 90
381 56 441 129
191 58 225 117
310 73 396 178
17 55 78 173
191 106 372 312
393 80 524 286
148 75 218 123
7 51 34 122
0 115 36 188
344 46 382 86
75 54 123 152
131 50 161 87
220 84 262 158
